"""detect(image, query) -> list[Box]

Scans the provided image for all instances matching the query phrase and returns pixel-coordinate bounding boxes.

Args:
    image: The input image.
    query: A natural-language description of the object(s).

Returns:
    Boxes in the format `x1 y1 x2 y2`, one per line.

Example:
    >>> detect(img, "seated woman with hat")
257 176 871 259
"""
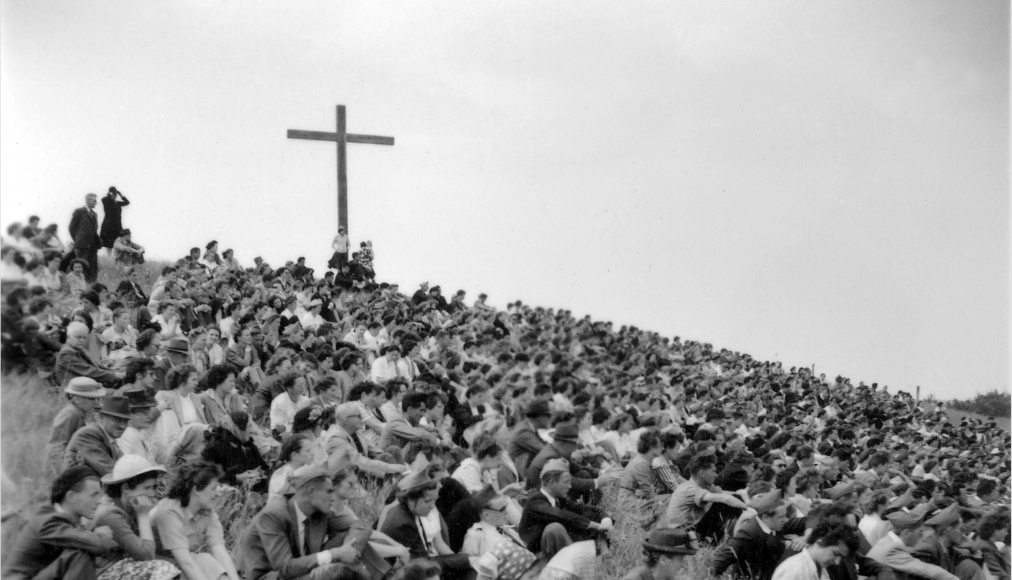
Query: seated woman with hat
93 455 179 580
379 455 473 579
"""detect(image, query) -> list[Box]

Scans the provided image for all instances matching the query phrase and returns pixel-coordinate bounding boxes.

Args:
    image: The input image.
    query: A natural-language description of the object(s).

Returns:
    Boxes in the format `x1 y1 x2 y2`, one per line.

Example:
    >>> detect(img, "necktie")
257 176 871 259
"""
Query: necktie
416 517 433 556
375 408 385 422
352 433 366 455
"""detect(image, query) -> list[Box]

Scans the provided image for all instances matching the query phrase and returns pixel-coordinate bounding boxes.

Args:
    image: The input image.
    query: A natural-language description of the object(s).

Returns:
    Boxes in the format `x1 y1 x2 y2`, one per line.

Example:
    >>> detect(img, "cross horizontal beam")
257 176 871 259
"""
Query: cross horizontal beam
287 129 394 146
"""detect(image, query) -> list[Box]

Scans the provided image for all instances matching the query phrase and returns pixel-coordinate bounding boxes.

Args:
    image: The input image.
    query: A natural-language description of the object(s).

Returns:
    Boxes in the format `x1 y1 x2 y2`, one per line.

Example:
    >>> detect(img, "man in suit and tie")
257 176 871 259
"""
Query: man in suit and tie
518 458 612 553
239 464 383 580
62 396 130 477
711 491 809 580
68 192 101 281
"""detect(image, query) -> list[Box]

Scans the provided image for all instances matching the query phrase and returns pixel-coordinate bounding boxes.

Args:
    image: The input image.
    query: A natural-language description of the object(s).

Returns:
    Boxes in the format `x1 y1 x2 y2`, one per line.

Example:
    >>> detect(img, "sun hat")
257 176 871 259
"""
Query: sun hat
164 338 190 355
101 454 166 485
548 423 580 444
397 454 434 491
121 386 156 411
748 490 784 515
290 464 333 490
97 396 133 420
64 377 107 398
541 458 569 477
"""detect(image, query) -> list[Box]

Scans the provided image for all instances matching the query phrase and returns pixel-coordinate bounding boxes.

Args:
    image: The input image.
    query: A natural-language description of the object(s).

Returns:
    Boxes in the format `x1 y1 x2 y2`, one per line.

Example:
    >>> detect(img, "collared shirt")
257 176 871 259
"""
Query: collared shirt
540 488 558 508
150 498 224 556
293 501 309 556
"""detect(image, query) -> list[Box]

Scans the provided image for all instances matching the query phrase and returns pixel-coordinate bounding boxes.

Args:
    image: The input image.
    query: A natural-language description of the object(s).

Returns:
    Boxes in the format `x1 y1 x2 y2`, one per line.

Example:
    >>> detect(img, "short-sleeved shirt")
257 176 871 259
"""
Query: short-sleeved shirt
662 479 712 529
150 498 224 556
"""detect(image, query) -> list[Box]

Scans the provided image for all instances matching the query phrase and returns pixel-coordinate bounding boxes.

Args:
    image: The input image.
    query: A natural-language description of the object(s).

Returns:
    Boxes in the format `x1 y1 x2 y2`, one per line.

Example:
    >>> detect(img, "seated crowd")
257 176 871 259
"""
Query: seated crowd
1 220 1010 580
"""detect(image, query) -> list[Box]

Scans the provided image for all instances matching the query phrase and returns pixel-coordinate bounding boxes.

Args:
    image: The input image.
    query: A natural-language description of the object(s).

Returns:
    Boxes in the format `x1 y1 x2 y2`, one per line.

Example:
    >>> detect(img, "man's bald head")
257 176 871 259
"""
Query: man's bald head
65 322 90 349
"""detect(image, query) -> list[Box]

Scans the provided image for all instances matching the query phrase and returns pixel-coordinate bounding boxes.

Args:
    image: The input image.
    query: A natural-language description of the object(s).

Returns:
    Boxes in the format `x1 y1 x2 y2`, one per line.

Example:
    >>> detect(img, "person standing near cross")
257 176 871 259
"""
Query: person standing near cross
68 193 101 281
329 225 350 271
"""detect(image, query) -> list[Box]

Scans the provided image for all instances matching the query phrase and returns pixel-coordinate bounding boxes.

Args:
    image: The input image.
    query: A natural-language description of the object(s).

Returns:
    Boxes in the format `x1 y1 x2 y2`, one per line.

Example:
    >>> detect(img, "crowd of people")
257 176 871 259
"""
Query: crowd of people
0 208 1010 580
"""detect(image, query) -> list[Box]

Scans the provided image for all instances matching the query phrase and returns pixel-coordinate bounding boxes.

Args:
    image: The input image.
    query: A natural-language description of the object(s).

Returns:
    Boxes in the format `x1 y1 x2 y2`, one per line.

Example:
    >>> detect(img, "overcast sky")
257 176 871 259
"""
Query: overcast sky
2 0 1008 401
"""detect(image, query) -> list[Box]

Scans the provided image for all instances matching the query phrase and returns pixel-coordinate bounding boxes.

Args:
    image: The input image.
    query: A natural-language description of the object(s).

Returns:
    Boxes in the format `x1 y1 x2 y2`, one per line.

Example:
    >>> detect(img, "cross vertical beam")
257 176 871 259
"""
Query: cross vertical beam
287 105 394 235
336 106 347 234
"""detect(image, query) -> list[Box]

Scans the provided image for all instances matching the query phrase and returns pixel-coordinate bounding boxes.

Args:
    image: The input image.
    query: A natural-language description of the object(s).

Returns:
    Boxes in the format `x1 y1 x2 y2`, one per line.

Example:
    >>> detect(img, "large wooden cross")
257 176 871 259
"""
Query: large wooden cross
287 105 394 234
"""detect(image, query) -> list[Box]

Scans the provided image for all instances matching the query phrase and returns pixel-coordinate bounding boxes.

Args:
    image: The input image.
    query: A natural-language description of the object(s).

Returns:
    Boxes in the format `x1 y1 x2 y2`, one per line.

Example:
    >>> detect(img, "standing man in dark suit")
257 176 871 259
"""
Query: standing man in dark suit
68 192 101 281
100 186 130 252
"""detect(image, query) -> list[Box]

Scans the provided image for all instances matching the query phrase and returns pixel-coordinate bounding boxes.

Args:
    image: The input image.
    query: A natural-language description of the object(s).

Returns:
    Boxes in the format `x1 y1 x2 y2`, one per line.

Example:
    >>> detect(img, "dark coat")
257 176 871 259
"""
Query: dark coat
99 193 130 248
711 516 807 580
517 490 603 552
508 420 545 480
1 506 112 580
55 345 120 388
238 494 372 580
63 423 122 476
69 207 100 249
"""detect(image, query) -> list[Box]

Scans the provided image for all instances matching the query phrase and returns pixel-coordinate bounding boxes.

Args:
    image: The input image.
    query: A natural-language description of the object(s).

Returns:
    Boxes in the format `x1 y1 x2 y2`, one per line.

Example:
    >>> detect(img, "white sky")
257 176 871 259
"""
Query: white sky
1 0 1008 400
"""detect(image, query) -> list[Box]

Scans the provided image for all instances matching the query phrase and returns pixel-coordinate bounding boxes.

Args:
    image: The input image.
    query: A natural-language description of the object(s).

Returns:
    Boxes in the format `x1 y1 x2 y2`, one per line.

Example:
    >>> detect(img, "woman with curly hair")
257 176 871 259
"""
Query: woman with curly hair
150 460 239 580
155 364 208 439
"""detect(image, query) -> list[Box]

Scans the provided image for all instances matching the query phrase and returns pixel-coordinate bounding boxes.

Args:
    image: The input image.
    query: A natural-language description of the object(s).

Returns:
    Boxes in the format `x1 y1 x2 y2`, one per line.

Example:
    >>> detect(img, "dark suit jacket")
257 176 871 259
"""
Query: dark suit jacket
100 194 129 248
977 538 1010 580
63 423 122 476
55 344 120 387
913 537 955 574
509 420 546 477
239 494 371 580
379 501 447 560
69 207 100 249
517 490 602 552
450 404 486 446
1 506 112 579
711 516 807 580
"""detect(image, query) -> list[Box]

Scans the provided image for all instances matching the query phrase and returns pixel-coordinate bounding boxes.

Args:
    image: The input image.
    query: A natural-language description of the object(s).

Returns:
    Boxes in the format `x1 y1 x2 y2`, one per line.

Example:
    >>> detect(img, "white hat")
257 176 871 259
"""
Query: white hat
101 454 166 485
64 377 107 398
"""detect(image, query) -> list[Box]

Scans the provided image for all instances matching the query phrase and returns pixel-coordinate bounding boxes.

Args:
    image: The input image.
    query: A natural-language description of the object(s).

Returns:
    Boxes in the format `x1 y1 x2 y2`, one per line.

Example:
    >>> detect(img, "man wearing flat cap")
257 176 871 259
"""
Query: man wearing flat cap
46 376 107 474
867 509 960 580
239 464 386 580
518 458 612 553
63 396 131 477
621 528 698 580
912 504 986 580
711 490 808 580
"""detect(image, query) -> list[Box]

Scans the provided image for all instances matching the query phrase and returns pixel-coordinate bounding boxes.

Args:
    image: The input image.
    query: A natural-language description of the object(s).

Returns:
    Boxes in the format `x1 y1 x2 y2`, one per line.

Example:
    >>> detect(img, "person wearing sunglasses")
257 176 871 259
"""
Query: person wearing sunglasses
461 486 534 558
